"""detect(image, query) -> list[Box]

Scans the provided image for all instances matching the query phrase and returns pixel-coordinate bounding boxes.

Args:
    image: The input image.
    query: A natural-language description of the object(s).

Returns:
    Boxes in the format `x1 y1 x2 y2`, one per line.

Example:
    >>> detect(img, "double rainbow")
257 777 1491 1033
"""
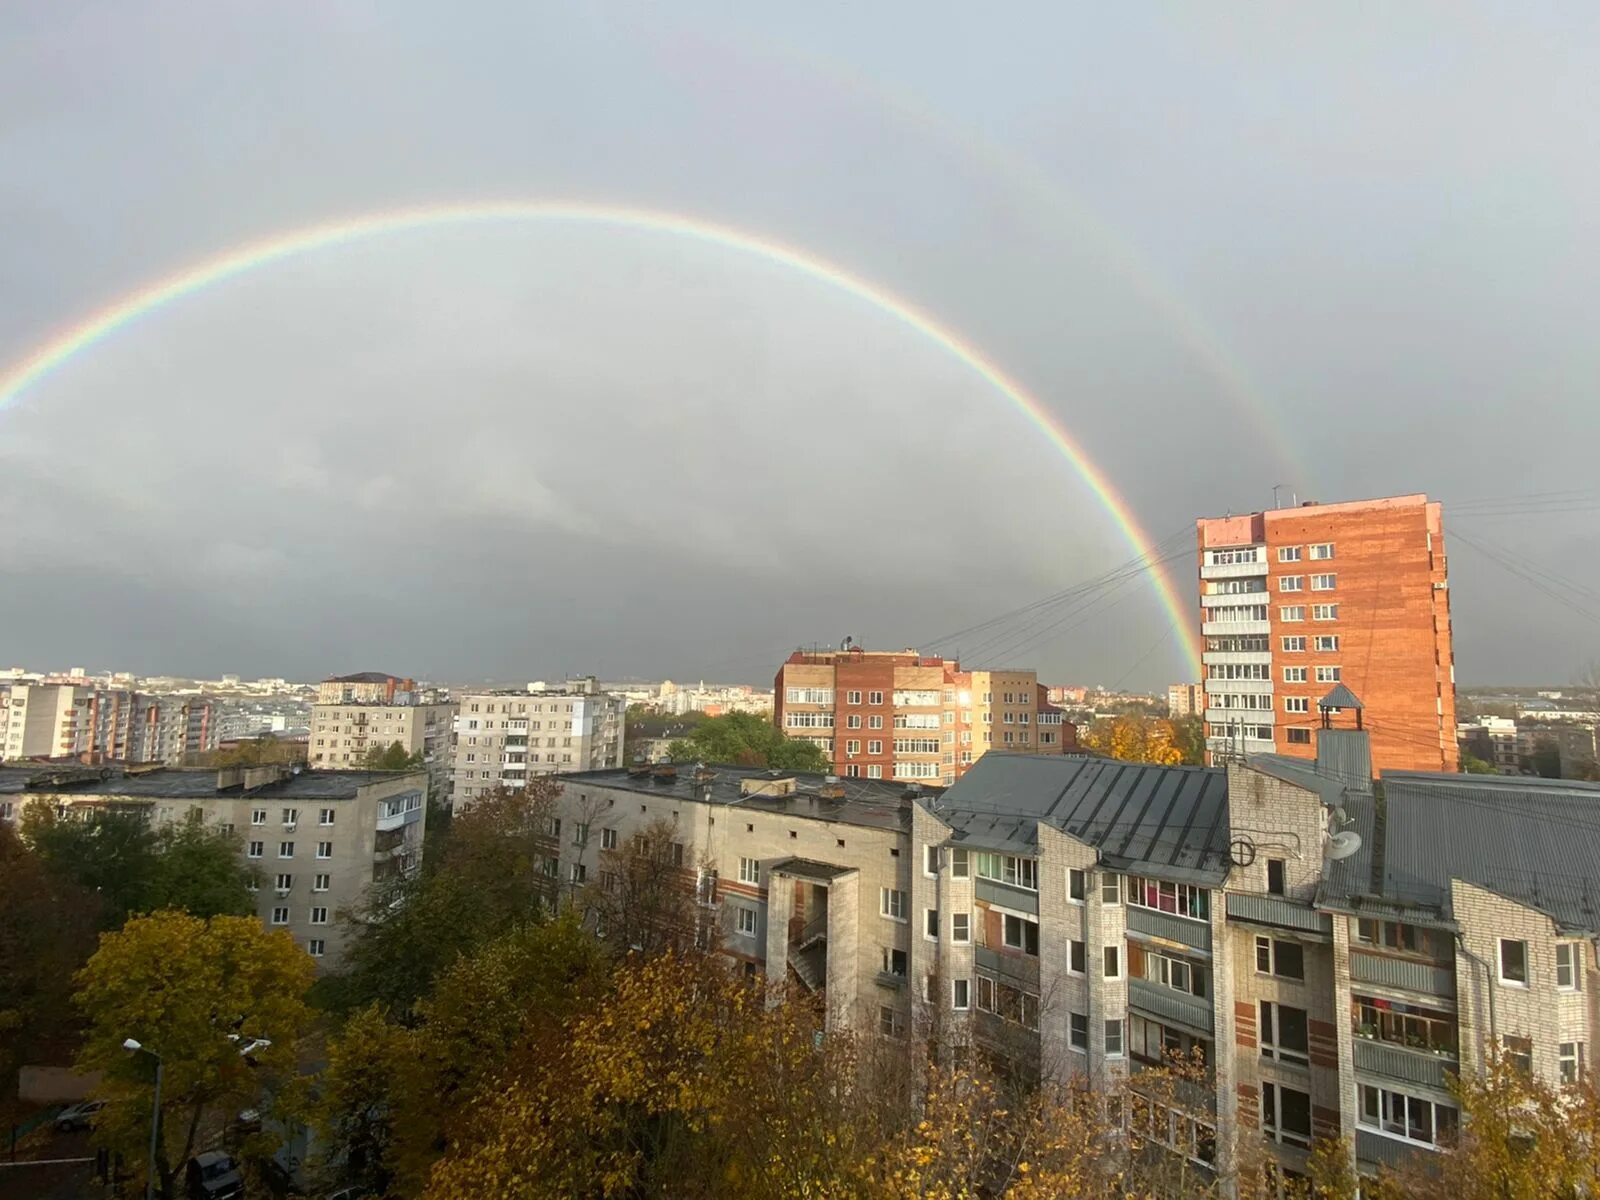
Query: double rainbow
0 201 1201 673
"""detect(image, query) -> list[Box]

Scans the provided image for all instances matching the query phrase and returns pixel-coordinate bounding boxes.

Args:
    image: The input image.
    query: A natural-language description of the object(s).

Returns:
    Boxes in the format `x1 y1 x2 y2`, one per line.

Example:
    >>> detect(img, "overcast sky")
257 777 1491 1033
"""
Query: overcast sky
2 2 1597 688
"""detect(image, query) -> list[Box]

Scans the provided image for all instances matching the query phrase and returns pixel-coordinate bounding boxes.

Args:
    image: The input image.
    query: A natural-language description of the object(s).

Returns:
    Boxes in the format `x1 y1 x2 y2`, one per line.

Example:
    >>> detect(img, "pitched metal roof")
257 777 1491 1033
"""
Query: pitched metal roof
929 754 1232 885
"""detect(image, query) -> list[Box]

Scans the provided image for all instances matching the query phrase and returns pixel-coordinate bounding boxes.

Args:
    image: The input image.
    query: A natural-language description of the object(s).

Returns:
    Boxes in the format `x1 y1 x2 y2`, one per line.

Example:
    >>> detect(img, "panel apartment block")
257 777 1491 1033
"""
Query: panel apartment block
1197 494 1457 773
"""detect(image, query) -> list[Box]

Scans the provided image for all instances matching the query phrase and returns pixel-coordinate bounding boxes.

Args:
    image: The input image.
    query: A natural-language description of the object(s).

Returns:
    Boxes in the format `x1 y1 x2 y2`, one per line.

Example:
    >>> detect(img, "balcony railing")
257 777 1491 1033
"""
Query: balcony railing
1126 905 1213 951
1225 893 1332 936
975 877 1040 915
1128 978 1214 1035
1350 952 1456 999
1202 619 1270 637
1353 1036 1457 1091
1200 558 1267 580
1205 707 1275 726
975 944 1042 988
1202 676 1274 693
1200 591 1269 608
1356 1130 1433 1172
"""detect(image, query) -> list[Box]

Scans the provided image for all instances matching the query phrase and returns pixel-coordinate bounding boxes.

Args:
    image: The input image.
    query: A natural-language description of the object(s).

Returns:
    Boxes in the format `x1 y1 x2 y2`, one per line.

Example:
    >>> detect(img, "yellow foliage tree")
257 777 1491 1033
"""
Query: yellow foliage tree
74 910 314 1199
1080 715 1186 766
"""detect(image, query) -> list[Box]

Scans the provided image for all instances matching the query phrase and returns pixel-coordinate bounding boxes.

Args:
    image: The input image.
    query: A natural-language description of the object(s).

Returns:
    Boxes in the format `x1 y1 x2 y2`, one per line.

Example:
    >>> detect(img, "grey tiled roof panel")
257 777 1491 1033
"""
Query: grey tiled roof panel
0 765 415 799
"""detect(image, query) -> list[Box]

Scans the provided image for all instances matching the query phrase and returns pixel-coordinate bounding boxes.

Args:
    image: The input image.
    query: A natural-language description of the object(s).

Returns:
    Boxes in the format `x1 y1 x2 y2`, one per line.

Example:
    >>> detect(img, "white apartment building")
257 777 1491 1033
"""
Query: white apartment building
451 679 625 807
0 763 427 969
541 716 1597 1189
309 701 455 801
1 684 217 764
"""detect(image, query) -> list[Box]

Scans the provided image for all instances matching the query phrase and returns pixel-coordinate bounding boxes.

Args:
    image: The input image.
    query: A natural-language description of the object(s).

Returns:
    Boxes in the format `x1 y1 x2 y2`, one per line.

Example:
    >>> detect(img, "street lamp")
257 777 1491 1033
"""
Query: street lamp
121 1038 162 1200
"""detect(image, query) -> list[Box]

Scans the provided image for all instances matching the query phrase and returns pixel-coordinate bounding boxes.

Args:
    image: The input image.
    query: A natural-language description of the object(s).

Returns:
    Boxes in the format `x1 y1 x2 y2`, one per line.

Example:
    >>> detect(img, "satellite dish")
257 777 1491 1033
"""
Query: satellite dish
1327 831 1364 861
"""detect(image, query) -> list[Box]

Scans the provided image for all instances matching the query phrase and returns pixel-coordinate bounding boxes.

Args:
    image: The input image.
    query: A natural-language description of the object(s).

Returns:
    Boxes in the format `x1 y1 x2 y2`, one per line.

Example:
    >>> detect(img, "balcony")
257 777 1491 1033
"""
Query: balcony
1356 1130 1433 1173
975 945 1042 989
1349 952 1455 999
376 805 423 833
1207 735 1275 757
1127 978 1213 1035
1205 707 1274 726
875 970 907 990
1200 591 1269 608
1225 893 1332 937
1203 677 1274 694
1200 557 1267 581
1126 905 1212 952
975 877 1040 916
1202 650 1273 666
1202 619 1270 637
1353 1037 1457 1091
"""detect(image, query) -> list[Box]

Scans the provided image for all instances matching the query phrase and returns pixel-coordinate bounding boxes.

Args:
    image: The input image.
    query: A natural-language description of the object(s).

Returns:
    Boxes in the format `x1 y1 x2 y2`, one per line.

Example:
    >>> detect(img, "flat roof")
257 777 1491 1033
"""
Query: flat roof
932 754 1232 885
559 764 933 834
0 765 424 801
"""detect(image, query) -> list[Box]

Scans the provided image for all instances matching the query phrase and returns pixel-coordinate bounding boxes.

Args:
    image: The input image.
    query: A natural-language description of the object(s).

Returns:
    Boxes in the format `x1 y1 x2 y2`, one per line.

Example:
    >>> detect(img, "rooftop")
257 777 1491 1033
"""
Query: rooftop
558 764 934 833
323 672 406 684
0 764 424 801
931 754 1232 885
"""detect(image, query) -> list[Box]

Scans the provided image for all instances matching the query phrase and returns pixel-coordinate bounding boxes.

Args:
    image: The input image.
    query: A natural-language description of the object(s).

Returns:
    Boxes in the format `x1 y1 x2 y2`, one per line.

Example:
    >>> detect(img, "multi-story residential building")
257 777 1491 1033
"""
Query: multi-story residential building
542 700 1595 1189
773 648 1074 785
451 678 625 807
0 684 216 764
0 763 427 969
309 699 455 800
1169 683 1204 719
1196 494 1457 773
315 672 417 705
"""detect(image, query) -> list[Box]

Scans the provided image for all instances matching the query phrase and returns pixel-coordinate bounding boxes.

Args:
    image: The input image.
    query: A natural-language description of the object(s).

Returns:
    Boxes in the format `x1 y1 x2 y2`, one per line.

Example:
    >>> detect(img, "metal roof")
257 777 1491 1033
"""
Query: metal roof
0 765 417 800
765 857 857 882
929 754 1232 884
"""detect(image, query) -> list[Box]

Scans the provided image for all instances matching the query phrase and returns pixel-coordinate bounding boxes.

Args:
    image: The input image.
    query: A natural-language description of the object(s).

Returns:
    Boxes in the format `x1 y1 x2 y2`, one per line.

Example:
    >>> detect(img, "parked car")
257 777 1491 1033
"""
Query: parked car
53 1099 106 1132
186 1150 245 1200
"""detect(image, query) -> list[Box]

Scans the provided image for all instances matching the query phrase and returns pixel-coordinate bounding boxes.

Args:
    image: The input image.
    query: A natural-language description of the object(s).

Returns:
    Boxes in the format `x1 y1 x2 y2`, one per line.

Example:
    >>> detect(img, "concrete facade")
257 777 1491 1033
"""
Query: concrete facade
1 684 217 764
450 682 625 807
310 701 455 800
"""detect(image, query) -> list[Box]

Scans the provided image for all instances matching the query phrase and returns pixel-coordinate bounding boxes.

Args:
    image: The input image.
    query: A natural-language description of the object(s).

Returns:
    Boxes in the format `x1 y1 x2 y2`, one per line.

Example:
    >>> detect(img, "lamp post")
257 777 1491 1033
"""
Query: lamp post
121 1038 161 1200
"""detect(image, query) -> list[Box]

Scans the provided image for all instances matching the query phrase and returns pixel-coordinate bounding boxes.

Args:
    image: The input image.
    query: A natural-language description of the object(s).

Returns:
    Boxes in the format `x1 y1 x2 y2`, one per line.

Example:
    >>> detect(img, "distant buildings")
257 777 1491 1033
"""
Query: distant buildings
1167 683 1204 719
450 677 626 808
0 683 217 764
772 647 1073 785
1457 716 1598 778
309 698 455 800
1197 494 1457 773
315 672 417 705
0 763 425 970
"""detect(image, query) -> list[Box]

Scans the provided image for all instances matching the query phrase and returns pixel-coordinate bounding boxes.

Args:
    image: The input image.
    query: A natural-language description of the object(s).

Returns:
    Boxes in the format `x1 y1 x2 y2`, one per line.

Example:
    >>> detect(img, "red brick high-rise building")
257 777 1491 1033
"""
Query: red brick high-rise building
773 648 1075 785
1196 494 1456 773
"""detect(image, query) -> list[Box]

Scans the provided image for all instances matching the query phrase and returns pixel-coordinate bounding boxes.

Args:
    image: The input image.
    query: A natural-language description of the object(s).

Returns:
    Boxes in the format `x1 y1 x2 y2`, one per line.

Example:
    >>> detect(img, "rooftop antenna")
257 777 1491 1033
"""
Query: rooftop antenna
1272 484 1285 509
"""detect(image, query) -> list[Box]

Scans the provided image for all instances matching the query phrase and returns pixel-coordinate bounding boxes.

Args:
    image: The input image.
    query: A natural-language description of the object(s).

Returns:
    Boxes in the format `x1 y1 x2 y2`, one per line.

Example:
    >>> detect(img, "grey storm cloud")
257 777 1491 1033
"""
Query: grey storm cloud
2 1 1598 686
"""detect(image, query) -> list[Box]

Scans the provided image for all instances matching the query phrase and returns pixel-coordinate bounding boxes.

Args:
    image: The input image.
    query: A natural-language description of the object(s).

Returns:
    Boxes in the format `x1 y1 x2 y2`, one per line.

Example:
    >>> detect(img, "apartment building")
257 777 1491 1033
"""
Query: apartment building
0 763 427 969
309 700 455 800
1169 683 1204 719
1196 494 1457 773
772 648 1073 785
0 684 217 764
451 678 625 807
544 710 1596 1189
315 672 417 705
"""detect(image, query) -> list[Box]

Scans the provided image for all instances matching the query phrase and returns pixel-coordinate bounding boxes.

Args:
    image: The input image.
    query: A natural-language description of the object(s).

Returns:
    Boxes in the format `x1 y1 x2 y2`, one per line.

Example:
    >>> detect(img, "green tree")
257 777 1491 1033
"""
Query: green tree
1521 737 1561 779
667 712 829 771
21 802 157 927
1460 753 1497 775
201 737 305 767
363 741 424 770
74 911 314 1199
146 811 258 918
1171 715 1206 765
331 780 562 1014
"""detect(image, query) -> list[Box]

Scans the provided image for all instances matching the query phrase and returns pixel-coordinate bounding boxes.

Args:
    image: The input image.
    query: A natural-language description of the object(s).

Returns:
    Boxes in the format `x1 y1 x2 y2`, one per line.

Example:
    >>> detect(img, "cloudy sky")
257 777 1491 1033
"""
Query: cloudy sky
2 2 1597 687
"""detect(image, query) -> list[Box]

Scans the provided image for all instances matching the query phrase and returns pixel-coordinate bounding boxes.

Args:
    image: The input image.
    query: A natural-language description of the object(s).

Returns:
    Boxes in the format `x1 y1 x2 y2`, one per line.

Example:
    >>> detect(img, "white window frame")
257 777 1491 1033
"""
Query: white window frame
247 841 263 859
951 912 971 944
279 842 295 859
1283 666 1307 683
1105 1018 1125 1058
1556 942 1580 991
950 848 969 878
924 909 940 941
1498 938 1529 986
308 939 325 958
1068 867 1086 903
952 978 971 1011
1069 1011 1088 1051
1285 697 1309 713
1101 873 1121 905
739 857 761 885
316 841 333 859
1103 945 1122 979
736 907 758 936
1309 542 1334 560
1559 1041 1582 1085
1263 1081 1313 1148
1260 1000 1310 1067
310 906 329 925
1278 546 1302 563
881 888 907 922
1278 576 1303 592
1311 573 1336 590
1069 939 1086 975
270 907 290 926
313 873 330 892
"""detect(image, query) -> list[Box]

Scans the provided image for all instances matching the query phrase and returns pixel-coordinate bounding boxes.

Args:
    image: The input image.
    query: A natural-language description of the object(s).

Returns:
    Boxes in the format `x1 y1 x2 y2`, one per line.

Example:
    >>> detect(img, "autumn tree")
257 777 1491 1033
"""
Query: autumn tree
363 740 424 770
580 816 703 955
198 737 306 767
667 711 830 771
332 779 561 1013
1080 715 1186 766
74 911 314 1199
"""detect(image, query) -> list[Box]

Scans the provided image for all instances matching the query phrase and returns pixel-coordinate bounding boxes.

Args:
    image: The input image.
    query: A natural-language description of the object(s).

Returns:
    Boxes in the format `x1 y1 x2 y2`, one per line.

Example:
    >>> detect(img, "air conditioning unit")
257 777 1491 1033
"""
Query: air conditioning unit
284 823 297 832
275 887 290 898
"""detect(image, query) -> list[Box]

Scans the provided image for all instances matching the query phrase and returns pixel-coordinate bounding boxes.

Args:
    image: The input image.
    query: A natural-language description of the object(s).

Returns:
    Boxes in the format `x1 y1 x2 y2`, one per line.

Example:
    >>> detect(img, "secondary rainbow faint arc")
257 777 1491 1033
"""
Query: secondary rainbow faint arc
0 200 1202 673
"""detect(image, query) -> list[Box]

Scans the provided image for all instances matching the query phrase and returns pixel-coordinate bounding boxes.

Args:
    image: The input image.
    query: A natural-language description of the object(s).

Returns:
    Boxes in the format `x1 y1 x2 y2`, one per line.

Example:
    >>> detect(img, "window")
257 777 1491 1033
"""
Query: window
736 907 758 936
1127 876 1209 920
975 853 1039 891
846 690 862 704
925 909 940 940
1260 1002 1309 1066
1068 868 1086 903
1105 1018 1125 1057
313 873 330 892
1069 1012 1088 1051
977 975 996 1013
274 873 293 892
1003 914 1041 956
1256 936 1305 980
739 857 761 885
270 907 290 926
784 687 834 705
1282 636 1305 652
924 845 938 875
1101 874 1121 905
1069 940 1086 975
282 808 298 827
867 765 882 779
1499 938 1528 986
1556 942 1581 990
279 842 294 859
1310 573 1336 591
310 906 328 925
846 716 862 731
868 691 884 705
878 1006 904 1038
1140 949 1207 997
881 888 907 921
251 809 266 826
569 863 587 884
1286 727 1312 744
1312 606 1338 623
952 912 971 943
1559 1042 1583 1085
308 939 325 957
1267 859 1286 895
1312 635 1340 653
1104 945 1121 979
867 740 883 754
1314 666 1341 683
317 841 333 859
1309 543 1334 560
319 808 335 826
602 828 618 850
1359 1085 1456 1146
1278 575 1303 592
951 848 969 878
952 979 970 1010
1283 697 1309 715
1280 606 1305 622
1278 546 1302 562
1283 666 1307 683
1262 1082 1312 1148
1504 1035 1533 1076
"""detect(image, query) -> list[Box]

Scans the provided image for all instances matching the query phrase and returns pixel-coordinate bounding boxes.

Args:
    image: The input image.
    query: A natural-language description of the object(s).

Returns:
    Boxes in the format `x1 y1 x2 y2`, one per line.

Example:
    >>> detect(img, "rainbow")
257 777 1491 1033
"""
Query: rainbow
0 200 1202 673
